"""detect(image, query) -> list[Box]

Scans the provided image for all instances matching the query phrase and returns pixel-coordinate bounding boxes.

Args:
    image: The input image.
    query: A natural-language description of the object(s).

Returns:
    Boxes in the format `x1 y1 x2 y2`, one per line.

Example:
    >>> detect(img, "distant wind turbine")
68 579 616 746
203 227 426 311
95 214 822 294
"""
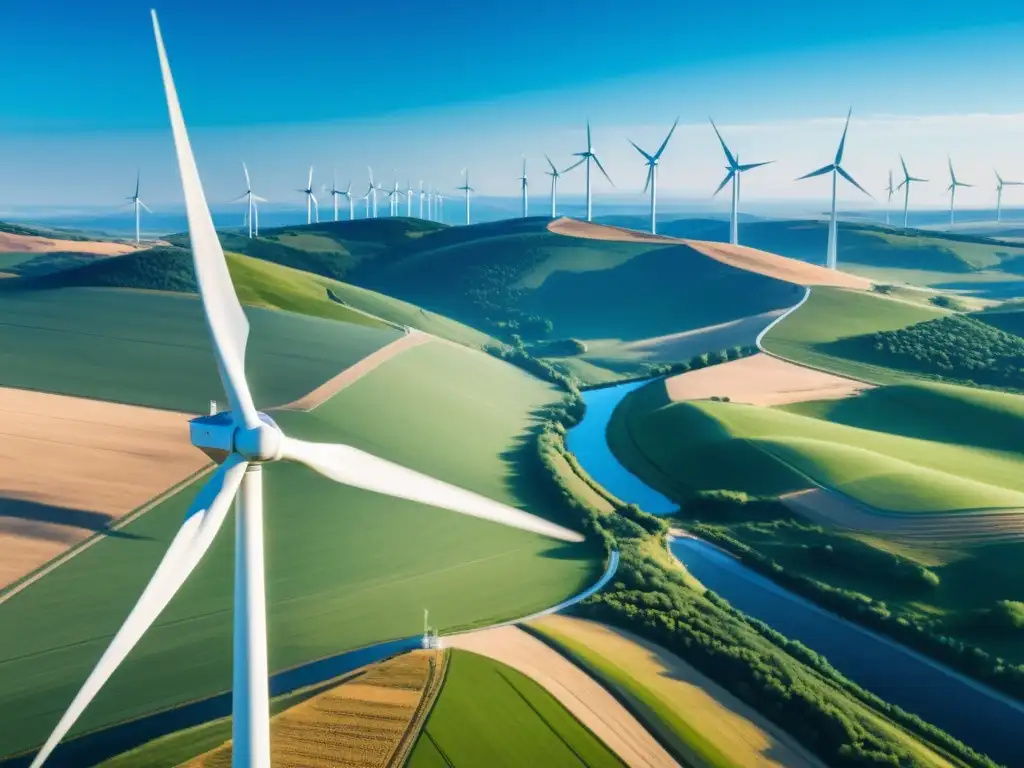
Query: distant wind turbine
426 183 434 221
458 169 474 225
125 171 152 244
327 172 349 222
709 119 772 245
436 191 444 223
995 170 1023 223
544 155 568 218
571 120 614 222
946 157 973 226
362 192 371 218
367 167 382 218
518 157 529 217
406 181 414 217
796 108 871 270
884 170 896 226
896 154 927 231
418 181 425 218
230 163 266 239
297 166 319 224
627 118 679 235
387 180 404 216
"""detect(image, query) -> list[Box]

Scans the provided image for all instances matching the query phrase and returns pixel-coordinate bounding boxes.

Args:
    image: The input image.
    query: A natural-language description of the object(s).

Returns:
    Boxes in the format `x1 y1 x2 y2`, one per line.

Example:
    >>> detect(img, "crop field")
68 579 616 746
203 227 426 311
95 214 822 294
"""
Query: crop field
0 286 401 412
530 616 825 768
406 649 624 768
0 340 598 760
761 286 945 382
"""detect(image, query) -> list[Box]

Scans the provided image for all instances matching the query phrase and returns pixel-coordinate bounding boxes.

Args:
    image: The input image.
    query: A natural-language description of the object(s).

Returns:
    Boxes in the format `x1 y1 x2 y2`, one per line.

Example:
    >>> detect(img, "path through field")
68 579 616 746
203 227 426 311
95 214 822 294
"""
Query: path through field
0 231 141 256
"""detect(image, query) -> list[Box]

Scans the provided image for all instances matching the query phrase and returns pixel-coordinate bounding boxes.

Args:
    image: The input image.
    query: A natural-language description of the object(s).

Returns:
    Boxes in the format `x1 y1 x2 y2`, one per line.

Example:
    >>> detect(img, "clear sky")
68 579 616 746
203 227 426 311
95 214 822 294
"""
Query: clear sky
2 0 1023 212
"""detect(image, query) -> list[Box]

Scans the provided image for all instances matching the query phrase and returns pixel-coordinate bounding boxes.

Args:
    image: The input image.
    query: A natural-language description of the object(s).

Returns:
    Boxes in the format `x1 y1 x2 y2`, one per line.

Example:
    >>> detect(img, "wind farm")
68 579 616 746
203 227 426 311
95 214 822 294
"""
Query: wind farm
4 4 1024 768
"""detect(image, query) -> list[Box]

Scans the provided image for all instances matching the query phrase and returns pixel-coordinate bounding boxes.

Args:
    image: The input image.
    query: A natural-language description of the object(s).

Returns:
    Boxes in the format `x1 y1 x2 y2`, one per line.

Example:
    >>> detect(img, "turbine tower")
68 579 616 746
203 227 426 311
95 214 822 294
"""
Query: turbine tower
518 157 529 217
418 181 425 218
341 182 354 220
884 170 896 226
387 180 404 216
995 170 1023 223
125 171 152 244
796 108 871 270
946 157 973 227
367 167 382 218
896 154 927 231
406 180 414 217
628 117 679 235
298 166 319 224
571 121 614 222
328 172 346 222
229 163 266 239
426 183 434 221
436 192 444 223
544 155 566 218
458 169 473 225
709 118 772 245
29 14 585 768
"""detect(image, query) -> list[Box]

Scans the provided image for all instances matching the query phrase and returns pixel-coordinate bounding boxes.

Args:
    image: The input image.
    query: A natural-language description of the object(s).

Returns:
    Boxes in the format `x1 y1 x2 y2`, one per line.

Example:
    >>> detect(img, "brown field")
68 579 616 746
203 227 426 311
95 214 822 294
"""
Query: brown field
547 218 870 290
447 625 677 768
0 231 140 256
186 649 446 768
531 615 825 768
665 352 872 406
782 488 1024 546
0 387 207 592
274 330 432 411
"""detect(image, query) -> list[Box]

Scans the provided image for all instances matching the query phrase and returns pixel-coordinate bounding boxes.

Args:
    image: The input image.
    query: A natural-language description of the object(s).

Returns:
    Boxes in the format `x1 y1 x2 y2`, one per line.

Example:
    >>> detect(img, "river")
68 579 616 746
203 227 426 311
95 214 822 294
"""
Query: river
569 378 1024 767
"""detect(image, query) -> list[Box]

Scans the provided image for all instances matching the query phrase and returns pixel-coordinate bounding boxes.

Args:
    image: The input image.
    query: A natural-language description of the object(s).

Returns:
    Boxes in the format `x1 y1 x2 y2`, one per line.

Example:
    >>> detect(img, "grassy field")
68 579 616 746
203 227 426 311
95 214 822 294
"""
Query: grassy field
0 286 400 411
0 341 599 760
530 616 824 768
406 649 624 768
761 286 945 383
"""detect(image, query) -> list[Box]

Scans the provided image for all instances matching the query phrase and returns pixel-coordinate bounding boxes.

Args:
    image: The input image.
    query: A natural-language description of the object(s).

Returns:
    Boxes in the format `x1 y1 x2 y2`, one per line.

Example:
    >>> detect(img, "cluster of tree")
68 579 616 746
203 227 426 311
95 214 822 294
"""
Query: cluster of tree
529 338 588 357
929 294 969 311
834 315 1024 391
800 534 941 591
526 406 994 767
964 600 1024 635
690 523 1024 703
583 346 758 392
483 340 582 394
29 246 198 291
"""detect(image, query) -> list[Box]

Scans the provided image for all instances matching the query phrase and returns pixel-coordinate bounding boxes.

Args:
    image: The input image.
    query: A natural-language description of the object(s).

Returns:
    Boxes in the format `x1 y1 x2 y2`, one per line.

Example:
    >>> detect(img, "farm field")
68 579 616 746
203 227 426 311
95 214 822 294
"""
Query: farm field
0 387 209 591
0 340 598 760
0 286 401 411
406 649 624 768
530 616 825 768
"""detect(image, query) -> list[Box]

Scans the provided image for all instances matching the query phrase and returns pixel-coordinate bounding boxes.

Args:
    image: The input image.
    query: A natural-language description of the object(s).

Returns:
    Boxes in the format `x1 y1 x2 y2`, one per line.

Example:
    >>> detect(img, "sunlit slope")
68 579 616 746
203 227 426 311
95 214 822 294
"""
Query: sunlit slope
0 341 598 759
610 377 1024 513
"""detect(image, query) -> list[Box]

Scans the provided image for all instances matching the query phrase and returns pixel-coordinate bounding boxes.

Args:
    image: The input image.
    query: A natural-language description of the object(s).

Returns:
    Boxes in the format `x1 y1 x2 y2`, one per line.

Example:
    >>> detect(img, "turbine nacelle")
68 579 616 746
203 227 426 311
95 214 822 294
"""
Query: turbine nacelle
190 411 283 464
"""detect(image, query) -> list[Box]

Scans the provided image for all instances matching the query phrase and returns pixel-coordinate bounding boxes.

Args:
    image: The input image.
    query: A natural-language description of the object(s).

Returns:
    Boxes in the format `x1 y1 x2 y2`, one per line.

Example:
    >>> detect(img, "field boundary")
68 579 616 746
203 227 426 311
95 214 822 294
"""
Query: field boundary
388 648 450 767
0 462 213 606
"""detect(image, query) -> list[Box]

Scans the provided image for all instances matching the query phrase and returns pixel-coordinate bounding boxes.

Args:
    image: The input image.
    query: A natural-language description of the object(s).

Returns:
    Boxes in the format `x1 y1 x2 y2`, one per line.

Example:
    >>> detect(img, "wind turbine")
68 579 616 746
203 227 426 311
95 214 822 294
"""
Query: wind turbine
571 121 614 222
29 14 585 768
387 180 404 216
361 192 371 218
436 191 444 223
406 180 414 217
708 119 772 245
229 163 266 239
796 108 871 270
458 169 473 225
367 167 382 218
884 170 896 226
896 154 927 231
994 169 1023 223
518 157 529 217
947 157 973 227
426 183 434 221
297 166 318 224
628 117 679 235
418 181 425 218
243 199 261 238
543 155 567 218
327 172 347 222
125 171 152 244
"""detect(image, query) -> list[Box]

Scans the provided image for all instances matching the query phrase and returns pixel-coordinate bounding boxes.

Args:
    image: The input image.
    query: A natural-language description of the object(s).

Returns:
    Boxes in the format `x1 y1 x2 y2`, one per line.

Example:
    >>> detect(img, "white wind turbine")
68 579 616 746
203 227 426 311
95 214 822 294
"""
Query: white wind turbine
297 166 319 224
125 171 152 244
570 120 614 222
367 167 382 218
544 155 568 218
628 118 679 235
229 163 266 239
426 183 434 221
946 157 973 226
418 181 425 218
361 192 371 218
796 108 871 270
458 169 473 225
518 157 529 217
29 13 585 768
387 180 404 216
994 169 1022 223
896 154 927 231
327 172 349 222
884 170 896 226
406 180 414 217
436 191 444 223
709 118 773 245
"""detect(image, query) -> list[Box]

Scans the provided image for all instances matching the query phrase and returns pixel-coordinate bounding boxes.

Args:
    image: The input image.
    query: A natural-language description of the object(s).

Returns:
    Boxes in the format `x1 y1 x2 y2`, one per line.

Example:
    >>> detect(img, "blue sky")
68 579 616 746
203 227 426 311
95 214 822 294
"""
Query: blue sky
2 0 1024 210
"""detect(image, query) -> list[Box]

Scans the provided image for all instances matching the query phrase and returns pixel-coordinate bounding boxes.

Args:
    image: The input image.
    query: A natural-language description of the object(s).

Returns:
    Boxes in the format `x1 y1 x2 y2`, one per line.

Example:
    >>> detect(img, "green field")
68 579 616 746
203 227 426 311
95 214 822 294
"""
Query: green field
0 286 400 411
407 649 623 768
0 341 598 759
761 286 945 382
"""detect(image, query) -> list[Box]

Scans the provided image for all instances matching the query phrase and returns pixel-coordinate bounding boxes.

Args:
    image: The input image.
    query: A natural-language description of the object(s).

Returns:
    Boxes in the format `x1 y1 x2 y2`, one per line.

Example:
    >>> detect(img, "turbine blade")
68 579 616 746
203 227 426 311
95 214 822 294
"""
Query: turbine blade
592 154 614 186
29 455 247 768
900 153 909 179
139 201 153 214
708 117 737 168
797 164 835 180
307 165 313 190
737 160 773 172
629 139 653 163
654 116 679 160
642 166 653 195
243 162 251 191
713 171 735 197
251 194 267 203
563 157 586 174
226 193 249 204
837 166 874 199
134 169 140 199
280 438 584 543
152 10 259 429
545 153 557 174
835 107 852 165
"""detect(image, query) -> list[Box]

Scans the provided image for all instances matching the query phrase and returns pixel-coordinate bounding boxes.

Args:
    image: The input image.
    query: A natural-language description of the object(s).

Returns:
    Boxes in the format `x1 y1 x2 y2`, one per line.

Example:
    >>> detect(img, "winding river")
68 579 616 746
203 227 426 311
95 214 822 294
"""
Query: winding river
569 379 1024 767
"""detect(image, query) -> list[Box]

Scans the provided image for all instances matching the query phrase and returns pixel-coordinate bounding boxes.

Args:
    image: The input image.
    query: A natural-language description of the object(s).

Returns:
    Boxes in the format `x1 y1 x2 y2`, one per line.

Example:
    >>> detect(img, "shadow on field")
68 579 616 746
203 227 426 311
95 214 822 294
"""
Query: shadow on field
0 497 148 542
